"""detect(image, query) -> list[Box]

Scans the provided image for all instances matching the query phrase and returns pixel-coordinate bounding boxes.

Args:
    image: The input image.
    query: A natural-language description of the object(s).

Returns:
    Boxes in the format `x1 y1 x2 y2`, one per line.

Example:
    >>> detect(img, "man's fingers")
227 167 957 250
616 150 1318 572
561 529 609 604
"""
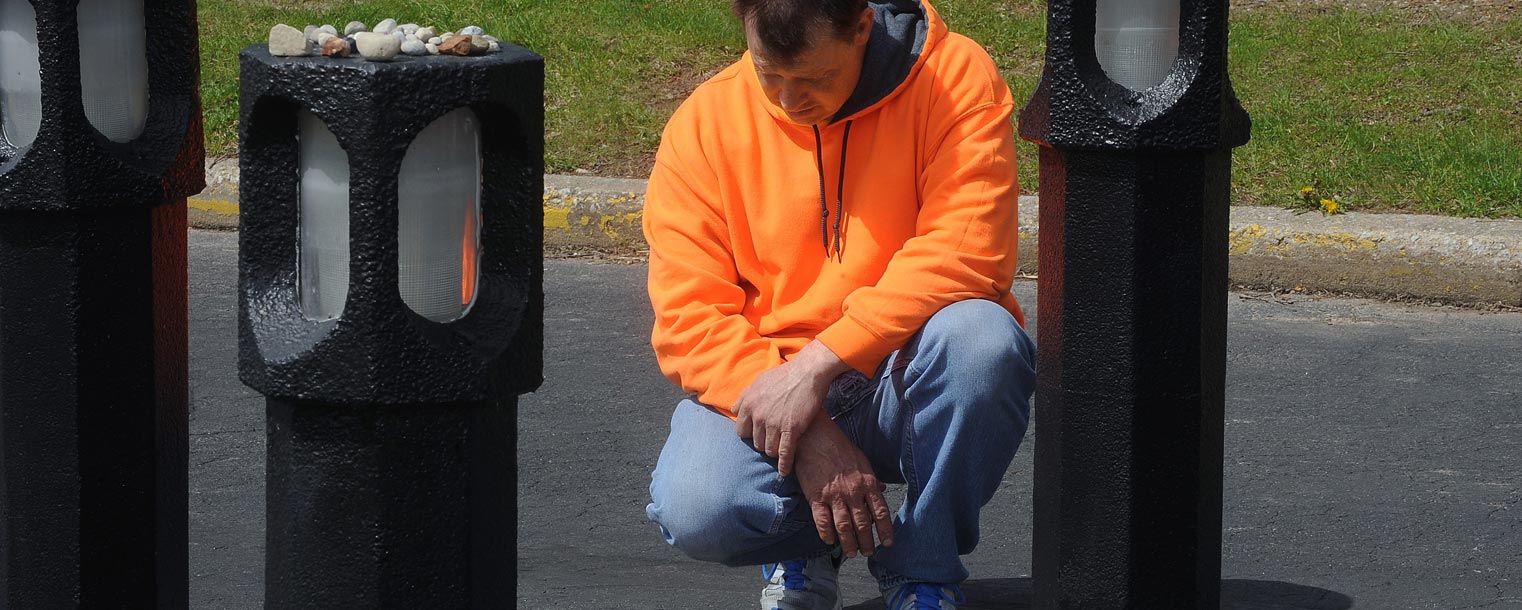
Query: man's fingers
811 502 836 545
832 501 858 558
776 429 794 476
764 424 781 459
734 410 751 438
849 501 875 556
867 490 895 547
751 421 768 453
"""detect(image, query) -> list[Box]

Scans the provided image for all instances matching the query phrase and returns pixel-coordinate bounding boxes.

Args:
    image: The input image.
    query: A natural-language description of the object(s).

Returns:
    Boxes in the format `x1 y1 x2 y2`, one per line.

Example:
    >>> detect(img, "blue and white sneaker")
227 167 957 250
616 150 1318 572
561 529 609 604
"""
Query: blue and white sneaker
759 548 844 610
883 582 966 610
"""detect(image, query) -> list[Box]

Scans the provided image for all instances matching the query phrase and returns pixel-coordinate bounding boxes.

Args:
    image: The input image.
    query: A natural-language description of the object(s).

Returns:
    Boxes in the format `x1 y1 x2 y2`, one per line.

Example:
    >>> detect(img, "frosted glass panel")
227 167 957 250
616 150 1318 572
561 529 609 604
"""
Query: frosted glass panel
78 0 148 142
398 107 482 323
298 109 350 322
1095 0 1180 91
0 0 40 148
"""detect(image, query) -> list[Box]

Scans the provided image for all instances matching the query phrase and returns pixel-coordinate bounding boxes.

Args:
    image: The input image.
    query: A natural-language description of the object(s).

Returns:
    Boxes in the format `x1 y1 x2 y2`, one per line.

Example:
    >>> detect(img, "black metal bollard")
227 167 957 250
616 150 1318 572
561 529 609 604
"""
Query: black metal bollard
237 45 543 608
1018 0 1250 607
0 0 202 607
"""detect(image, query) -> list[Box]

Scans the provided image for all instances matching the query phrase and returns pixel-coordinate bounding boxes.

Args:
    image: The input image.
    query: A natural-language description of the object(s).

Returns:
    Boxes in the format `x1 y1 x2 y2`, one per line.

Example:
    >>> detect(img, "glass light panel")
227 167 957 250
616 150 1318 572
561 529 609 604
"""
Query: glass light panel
398 107 482 323
298 109 351 322
1095 0 1181 92
0 0 40 148
77 0 148 142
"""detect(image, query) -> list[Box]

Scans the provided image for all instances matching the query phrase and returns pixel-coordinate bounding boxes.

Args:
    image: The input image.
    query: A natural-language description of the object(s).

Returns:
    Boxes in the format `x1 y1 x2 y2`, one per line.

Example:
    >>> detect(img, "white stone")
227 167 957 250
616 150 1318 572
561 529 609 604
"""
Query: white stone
316 32 337 46
270 24 310 57
426 43 439 55
401 39 428 56
428 37 442 46
441 32 455 39
488 41 500 53
304 25 320 41
374 18 398 35
481 35 500 43
319 24 338 36
354 31 402 61
460 26 485 36
344 21 367 36
416 27 436 41
400 23 419 35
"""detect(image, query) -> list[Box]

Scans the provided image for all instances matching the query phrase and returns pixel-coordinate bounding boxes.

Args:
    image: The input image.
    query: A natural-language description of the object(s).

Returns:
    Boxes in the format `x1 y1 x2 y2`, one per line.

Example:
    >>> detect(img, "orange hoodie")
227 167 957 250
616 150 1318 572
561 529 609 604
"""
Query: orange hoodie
644 0 1023 418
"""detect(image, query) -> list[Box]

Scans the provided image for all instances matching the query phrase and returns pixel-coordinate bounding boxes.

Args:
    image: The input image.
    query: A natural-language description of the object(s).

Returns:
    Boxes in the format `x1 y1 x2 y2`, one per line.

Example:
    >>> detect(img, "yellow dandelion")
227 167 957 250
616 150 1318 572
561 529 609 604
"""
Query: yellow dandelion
1300 186 1315 195
1320 198 1340 215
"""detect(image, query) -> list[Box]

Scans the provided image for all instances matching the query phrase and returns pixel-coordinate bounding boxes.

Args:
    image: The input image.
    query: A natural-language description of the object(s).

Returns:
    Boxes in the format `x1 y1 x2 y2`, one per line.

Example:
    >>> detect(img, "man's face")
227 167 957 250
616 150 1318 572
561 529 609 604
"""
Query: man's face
746 12 873 126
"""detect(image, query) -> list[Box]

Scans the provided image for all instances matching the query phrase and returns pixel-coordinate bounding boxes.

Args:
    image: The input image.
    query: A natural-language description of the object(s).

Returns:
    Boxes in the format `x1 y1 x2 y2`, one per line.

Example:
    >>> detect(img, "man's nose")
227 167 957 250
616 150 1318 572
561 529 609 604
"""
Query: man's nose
778 84 809 111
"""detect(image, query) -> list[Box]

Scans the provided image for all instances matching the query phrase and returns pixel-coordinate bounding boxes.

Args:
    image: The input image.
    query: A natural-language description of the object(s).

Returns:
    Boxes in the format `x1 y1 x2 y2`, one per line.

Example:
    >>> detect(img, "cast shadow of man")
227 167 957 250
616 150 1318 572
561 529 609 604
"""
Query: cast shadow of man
845 578 1355 610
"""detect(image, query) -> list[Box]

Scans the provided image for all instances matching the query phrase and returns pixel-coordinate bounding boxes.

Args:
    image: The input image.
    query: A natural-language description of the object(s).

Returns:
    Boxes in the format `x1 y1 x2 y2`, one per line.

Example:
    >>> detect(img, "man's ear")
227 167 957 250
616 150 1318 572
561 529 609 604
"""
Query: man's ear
854 7 874 47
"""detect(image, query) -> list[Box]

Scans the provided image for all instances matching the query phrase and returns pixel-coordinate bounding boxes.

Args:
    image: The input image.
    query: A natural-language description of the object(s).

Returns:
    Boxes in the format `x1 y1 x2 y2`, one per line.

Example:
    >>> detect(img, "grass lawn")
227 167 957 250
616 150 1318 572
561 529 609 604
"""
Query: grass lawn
198 0 1522 217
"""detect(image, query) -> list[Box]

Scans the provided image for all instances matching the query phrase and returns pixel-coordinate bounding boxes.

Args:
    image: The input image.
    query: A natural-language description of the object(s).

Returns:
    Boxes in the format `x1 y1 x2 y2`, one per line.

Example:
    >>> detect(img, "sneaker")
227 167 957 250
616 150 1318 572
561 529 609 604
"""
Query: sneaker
883 582 966 610
759 548 844 610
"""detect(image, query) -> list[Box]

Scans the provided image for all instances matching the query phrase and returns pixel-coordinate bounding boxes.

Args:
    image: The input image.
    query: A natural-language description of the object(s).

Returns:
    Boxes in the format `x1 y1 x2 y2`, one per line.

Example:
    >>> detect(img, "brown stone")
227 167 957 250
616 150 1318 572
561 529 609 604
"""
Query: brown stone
439 35 474 56
321 37 351 57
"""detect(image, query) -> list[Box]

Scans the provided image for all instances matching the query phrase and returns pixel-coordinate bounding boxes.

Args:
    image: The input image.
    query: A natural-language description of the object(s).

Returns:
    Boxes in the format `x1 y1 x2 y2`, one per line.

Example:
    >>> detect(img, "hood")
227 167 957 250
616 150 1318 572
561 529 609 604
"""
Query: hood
830 0 937 123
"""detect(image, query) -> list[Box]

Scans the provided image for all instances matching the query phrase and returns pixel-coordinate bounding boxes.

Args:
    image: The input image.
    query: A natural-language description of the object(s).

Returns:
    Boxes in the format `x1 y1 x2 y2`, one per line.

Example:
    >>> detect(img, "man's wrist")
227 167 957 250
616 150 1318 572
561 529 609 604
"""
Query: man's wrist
795 340 852 385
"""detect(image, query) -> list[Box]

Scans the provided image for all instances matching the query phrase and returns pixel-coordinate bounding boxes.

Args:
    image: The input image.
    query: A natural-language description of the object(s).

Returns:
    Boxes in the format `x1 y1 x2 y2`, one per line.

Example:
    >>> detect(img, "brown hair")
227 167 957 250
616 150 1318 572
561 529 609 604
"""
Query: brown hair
732 0 870 62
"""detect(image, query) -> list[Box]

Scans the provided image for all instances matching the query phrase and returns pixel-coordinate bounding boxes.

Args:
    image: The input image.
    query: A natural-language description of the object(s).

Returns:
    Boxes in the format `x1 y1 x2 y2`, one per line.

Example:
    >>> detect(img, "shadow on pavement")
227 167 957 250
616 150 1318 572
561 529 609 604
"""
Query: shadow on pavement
844 578 1354 610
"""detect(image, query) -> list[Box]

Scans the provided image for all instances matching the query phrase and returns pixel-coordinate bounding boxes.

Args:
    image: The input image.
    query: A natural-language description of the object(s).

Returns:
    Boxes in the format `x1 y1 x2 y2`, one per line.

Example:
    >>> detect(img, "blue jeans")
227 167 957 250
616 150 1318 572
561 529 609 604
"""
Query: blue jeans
646 299 1036 590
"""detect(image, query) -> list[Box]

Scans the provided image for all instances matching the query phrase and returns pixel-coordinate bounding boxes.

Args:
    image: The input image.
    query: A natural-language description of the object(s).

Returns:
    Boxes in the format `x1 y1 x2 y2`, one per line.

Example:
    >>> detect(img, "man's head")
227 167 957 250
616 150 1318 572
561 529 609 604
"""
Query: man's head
733 0 874 126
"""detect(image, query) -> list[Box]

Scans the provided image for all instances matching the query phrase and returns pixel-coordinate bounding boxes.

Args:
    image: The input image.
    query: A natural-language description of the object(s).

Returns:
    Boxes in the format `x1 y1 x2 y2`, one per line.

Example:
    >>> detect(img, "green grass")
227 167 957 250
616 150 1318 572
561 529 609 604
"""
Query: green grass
198 0 1522 217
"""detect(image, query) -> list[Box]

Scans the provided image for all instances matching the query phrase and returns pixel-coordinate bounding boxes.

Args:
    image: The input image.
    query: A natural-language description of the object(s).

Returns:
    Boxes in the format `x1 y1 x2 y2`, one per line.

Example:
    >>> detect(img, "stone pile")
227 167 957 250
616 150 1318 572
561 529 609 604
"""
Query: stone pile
268 19 504 61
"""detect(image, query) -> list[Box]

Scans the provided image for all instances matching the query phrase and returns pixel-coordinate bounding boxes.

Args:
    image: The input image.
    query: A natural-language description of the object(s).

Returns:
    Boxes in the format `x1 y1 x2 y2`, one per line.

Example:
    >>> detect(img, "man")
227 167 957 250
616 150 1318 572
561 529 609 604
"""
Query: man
642 0 1035 608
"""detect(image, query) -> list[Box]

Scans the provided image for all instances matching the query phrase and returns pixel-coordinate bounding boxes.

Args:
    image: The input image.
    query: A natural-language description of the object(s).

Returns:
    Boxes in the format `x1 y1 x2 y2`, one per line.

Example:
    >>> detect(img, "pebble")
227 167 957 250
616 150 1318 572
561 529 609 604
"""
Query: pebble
401 39 428 56
354 31 401 61
303 24 320 42
400 23 419 35
460 26 485 36
441 31 455 39
428 36 442 45
426 43 439 55
374 18 398 35
319 24 338 37
469 35 490 54
488 41 500 53
344 21 367 36
416 27 436 41
270 24 309 57
316 32 337 46
439 34 473 56
481 35 500 43
321 37 350 57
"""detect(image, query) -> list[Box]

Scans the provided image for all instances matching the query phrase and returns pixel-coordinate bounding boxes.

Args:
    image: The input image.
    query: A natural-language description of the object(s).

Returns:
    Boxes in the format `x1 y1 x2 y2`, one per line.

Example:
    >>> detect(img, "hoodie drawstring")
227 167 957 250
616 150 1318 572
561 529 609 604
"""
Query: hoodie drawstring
811 120 855 261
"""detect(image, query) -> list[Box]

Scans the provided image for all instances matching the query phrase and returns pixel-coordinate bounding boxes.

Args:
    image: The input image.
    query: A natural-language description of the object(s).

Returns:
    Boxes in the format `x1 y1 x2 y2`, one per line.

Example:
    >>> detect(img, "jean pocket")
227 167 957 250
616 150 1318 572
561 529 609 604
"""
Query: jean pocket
825 371 874 420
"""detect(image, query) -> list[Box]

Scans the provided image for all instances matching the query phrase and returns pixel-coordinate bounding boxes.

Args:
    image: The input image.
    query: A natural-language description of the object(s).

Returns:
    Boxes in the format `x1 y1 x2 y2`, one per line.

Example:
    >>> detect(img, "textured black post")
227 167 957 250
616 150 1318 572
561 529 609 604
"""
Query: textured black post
238 46 543 608
0 1 202 608
1018 0 1250 608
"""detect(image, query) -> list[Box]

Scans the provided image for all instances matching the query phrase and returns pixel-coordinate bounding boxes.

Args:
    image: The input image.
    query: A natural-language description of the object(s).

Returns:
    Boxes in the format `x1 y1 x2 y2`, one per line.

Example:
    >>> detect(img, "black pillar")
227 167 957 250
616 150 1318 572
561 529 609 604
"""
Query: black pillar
0 1 202 607
1019 0 1250 608
238 47 543 608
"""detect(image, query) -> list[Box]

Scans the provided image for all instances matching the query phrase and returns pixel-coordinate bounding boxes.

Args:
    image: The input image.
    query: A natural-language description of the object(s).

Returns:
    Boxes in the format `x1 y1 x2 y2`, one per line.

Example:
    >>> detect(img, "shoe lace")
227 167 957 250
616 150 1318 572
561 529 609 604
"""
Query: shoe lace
765 559 811 591
888 583 966 610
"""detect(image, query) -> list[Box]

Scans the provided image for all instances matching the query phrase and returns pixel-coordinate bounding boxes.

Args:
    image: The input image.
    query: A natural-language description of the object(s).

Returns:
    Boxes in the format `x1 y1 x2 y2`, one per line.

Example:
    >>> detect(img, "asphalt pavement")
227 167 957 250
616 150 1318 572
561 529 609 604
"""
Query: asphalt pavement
185 229 1521 610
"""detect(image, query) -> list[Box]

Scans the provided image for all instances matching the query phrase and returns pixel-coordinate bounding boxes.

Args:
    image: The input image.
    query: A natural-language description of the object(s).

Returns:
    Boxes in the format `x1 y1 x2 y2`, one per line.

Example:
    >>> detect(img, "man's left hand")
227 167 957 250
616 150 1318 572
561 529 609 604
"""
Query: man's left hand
735 341 851 476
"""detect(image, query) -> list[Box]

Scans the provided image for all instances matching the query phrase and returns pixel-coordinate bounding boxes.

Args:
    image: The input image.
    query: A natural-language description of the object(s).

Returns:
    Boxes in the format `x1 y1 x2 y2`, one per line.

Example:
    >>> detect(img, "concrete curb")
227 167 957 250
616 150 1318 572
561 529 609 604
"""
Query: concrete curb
188 162 1522 307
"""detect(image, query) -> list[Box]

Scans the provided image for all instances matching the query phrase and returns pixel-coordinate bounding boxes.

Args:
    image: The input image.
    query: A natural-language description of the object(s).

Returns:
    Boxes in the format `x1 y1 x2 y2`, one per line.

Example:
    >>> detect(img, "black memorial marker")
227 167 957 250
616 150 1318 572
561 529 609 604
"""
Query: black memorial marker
1019 0 1251 607
238 45 543 608
0 0 202 607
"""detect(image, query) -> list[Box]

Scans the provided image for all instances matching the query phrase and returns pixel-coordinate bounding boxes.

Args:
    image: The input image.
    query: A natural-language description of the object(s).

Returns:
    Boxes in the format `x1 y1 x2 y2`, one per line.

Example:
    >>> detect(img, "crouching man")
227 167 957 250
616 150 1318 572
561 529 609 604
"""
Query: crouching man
642 1 1035 608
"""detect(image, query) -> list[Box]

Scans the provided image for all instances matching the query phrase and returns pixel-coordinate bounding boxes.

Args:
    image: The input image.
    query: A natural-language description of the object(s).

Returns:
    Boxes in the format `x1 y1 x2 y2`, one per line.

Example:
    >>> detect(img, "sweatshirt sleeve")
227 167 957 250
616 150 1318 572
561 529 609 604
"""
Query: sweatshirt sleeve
643 123 783 418
813 72 1020 374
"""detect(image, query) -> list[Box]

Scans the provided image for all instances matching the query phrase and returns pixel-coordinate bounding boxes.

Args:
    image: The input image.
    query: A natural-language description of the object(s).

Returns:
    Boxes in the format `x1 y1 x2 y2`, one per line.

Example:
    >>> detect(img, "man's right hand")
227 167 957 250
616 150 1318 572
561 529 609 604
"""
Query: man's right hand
793 410 895 559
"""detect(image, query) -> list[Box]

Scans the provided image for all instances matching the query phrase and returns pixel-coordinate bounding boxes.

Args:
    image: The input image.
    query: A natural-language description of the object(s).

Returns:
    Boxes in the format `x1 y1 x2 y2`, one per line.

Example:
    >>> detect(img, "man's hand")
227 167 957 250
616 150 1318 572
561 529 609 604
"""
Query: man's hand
735 341 851 476
794 410 895 558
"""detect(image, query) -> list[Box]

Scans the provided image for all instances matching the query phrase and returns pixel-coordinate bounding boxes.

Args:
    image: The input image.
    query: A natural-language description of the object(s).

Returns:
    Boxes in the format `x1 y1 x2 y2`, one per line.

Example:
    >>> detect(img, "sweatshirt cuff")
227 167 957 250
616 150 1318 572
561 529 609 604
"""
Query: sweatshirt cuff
815 314 896 377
